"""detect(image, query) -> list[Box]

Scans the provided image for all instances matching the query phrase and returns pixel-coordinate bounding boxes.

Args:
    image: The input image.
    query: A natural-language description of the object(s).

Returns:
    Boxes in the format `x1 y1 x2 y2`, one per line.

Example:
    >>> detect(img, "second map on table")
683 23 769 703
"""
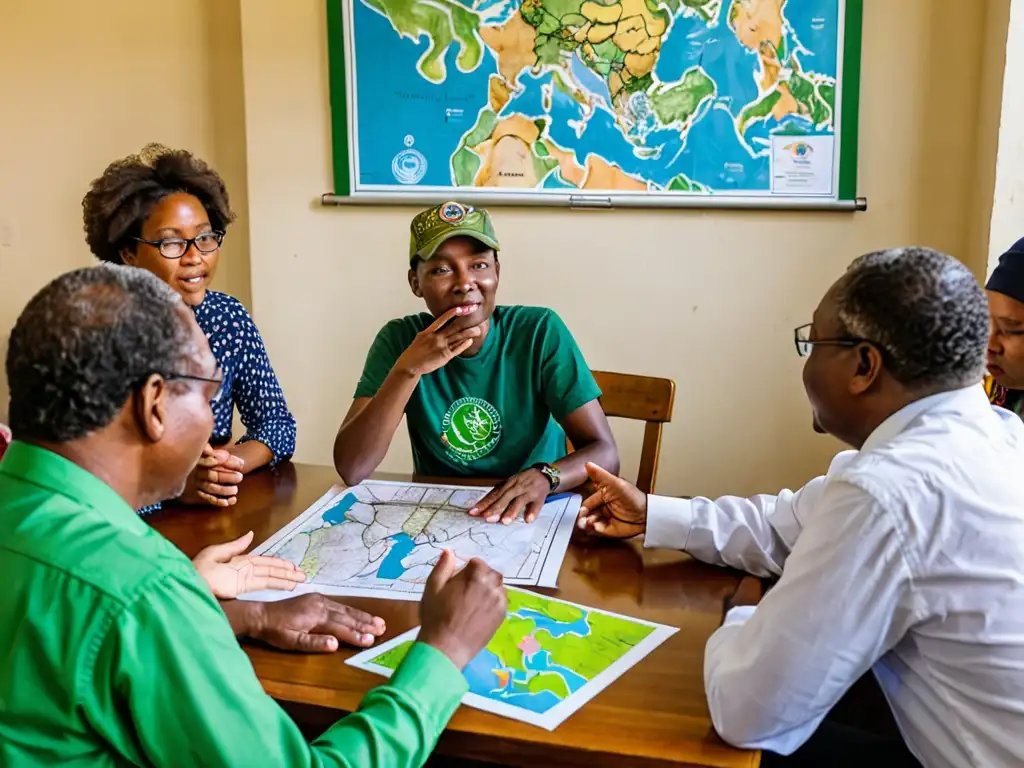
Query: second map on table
348 587 678 729
242 481 579 602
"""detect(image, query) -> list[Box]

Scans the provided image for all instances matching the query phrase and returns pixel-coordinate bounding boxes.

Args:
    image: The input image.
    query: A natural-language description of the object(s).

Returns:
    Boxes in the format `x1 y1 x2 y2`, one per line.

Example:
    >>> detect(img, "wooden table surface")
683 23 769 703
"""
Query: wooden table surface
149 463 760 768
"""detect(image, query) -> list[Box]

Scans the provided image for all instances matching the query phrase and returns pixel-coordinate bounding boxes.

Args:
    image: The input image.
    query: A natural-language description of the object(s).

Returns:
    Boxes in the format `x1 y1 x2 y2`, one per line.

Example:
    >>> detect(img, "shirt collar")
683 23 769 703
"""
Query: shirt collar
861 384 992 453
0 441 146 533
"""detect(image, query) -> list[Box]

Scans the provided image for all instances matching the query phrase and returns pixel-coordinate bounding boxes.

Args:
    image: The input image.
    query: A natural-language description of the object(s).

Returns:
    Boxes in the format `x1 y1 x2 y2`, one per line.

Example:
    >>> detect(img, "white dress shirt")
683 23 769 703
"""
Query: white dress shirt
645 386 1024 767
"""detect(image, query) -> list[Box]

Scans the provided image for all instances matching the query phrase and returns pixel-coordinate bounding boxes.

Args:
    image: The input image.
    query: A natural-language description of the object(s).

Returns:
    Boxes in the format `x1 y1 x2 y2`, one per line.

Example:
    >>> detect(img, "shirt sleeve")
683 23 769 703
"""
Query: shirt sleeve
85 573 468 767
354 321 407 399
643 479 823 577
537 310 601 421
230 306 297 463
702 479 917 754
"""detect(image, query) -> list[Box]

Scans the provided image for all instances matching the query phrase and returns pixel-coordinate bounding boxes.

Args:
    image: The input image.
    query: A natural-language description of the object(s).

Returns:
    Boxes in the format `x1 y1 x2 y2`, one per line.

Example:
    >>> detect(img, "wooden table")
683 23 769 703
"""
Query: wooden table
150 463 760 768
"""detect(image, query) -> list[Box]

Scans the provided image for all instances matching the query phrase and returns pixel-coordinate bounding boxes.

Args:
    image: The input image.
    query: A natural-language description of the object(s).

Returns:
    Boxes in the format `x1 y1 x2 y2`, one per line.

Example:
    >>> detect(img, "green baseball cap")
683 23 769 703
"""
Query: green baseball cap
409 202 500 263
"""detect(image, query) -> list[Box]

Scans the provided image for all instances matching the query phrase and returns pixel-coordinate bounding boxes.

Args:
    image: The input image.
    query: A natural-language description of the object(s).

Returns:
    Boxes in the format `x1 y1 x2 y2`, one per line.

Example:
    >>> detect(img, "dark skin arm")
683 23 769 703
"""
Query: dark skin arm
334 378 416 486
470 399 619 524
227 440 273 474
219 594 386 652
334 306 481 485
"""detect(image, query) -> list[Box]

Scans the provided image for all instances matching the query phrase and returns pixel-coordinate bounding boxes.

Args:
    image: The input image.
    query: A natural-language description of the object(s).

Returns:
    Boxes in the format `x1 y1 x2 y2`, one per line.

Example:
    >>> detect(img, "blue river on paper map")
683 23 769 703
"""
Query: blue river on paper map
377 533 416 579
316 492 415 579
349 0 840 193
464 645 588 714
322 493 357 525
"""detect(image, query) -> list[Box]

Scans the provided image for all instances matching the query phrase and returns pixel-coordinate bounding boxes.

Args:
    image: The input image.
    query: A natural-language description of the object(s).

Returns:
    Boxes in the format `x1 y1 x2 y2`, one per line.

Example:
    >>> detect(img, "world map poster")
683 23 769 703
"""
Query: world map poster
241 481 579 602
331 0 861 202
347 588 678 729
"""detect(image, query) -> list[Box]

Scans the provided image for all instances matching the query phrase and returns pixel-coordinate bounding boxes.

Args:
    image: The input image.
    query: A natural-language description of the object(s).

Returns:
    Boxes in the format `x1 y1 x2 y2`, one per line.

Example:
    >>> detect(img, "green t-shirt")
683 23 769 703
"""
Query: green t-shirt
355 305 601 477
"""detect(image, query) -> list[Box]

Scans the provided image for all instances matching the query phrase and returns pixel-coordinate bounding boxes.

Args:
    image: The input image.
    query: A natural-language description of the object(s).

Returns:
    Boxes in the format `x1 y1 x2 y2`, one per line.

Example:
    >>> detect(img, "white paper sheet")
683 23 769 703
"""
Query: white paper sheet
346 587 678 730
241 481 579 602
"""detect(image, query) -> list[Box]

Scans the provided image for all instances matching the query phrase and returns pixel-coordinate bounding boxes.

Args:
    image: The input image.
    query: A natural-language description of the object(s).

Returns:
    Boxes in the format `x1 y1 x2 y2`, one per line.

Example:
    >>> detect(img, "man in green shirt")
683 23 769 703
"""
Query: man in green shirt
0 264 506 767
334 201 619 524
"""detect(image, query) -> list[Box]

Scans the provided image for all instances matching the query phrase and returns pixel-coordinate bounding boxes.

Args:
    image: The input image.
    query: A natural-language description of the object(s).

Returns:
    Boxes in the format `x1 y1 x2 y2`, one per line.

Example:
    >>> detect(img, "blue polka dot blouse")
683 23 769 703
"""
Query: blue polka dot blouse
139 290 296 514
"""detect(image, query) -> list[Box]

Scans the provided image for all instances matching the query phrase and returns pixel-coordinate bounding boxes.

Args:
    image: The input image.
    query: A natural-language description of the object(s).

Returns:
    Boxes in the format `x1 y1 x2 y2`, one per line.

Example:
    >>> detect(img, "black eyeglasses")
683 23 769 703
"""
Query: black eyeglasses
133 231 224 260
794 323 873 358
135 371 225 405
164 373 224 404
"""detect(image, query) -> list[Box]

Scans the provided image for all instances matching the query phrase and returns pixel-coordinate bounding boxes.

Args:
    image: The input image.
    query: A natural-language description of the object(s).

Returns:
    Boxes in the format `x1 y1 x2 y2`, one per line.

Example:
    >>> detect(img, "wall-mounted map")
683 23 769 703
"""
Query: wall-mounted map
327 0 863 206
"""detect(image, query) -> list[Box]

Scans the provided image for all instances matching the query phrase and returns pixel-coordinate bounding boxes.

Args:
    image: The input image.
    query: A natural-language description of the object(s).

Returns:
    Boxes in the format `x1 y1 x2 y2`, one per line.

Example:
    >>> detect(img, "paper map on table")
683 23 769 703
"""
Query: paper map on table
347 587 677 730
241 481 579 602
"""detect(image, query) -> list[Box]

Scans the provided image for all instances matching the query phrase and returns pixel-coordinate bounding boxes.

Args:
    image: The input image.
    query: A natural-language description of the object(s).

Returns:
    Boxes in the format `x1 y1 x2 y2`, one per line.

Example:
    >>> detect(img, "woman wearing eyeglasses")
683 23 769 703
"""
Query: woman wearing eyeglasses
82 145 296 510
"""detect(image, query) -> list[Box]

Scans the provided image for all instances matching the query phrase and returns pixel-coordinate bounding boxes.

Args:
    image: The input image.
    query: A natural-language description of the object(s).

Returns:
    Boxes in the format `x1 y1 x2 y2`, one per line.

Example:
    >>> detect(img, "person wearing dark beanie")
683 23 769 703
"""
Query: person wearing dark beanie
985 236 1024 417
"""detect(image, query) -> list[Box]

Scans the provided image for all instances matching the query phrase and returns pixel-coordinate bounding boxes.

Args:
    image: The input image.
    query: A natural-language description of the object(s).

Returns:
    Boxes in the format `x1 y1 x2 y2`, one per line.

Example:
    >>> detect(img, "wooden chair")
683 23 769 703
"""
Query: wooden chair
583 370 676 494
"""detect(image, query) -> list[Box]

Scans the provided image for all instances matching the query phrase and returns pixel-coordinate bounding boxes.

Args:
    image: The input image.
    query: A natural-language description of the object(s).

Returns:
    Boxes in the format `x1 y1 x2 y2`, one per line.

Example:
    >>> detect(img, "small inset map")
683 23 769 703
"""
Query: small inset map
242 481 579 602
348 588 678 730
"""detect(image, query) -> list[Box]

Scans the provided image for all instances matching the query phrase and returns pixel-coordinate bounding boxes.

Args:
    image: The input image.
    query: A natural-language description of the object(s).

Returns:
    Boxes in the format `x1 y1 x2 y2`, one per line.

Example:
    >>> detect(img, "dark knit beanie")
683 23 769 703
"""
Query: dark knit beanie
987 237 1024 304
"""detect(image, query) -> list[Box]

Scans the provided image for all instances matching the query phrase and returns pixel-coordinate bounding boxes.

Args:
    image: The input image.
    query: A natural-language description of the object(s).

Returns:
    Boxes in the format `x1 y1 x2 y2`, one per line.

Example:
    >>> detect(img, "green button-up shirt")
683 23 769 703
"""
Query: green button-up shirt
0 442 467 767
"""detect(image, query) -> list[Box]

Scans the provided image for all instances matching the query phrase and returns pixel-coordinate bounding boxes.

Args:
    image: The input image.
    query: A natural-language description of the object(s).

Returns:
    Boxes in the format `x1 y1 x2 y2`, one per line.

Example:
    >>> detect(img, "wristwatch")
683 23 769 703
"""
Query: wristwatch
531 462 561 492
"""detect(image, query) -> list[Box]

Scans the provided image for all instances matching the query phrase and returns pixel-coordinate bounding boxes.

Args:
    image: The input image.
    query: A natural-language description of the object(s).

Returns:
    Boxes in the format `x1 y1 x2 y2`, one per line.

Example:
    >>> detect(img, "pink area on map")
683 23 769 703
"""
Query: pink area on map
517 635 541 658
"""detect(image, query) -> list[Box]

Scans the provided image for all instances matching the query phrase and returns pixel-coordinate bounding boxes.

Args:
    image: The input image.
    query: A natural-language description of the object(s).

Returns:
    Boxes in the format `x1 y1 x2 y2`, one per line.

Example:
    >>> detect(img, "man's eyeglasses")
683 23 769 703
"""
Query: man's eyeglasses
133 231 224 260
155 372 225 405
794 323 870 358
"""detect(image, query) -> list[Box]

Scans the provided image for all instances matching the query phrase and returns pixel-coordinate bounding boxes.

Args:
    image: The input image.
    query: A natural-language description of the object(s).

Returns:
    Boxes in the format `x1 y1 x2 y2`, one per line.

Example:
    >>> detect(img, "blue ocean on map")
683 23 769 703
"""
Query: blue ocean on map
353 0 497 187
318 492 416 579
378 533 416 578
323 493 357 525
463 609 590 714
351 0 840 192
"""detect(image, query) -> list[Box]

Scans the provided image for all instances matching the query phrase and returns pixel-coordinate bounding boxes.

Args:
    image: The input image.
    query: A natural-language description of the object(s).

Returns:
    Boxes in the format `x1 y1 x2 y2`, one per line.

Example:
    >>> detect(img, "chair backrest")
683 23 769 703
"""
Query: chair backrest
589 370 675 494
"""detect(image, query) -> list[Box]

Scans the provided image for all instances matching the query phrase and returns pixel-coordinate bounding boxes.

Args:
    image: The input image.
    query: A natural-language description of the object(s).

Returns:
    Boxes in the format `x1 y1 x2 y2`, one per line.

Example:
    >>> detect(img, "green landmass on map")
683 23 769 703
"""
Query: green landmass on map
509 588 585 623
525 671 571 698
365 0 483 82
667 174 708 192
535 610 655 679
485 612 536 671
738 90 783 134
666 0 720 22
371 640 415 670
485 590 653 681
521 0 670 107
648 67 715 127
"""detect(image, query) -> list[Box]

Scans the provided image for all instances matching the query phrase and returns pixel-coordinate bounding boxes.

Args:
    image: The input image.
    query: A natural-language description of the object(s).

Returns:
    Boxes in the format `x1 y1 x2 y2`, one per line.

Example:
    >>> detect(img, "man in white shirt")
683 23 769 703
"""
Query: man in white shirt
578 247 1024 768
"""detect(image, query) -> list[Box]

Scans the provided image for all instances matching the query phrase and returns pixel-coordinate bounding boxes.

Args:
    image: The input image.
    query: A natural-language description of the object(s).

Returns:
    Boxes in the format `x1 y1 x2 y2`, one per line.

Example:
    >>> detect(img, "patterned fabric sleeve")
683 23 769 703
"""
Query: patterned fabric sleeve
228 302 297 464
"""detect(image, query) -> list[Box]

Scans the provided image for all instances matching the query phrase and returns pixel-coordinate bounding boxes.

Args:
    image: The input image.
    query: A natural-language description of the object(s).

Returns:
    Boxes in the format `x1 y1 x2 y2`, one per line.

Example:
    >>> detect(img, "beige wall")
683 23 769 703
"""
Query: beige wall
0 0 249 421
238 0 1008 496
990 0 1024 270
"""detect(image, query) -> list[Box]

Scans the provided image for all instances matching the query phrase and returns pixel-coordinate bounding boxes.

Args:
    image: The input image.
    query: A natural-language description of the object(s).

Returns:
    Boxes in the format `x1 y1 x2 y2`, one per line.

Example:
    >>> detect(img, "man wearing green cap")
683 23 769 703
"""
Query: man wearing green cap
334 202 619 524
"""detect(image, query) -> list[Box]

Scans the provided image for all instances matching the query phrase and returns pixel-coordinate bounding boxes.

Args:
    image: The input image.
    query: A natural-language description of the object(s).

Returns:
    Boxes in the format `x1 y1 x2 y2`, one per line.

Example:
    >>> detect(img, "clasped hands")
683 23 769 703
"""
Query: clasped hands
180 443 244 507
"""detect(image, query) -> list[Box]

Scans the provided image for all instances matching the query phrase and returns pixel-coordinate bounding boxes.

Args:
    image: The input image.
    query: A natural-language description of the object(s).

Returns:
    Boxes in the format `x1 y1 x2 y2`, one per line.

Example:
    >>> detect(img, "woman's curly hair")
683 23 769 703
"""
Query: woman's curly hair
82 144 236 264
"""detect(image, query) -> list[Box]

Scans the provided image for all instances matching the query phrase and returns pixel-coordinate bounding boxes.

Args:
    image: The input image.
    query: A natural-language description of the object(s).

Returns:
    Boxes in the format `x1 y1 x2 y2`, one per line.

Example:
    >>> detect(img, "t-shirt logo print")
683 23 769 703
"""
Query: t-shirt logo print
440 397 502 463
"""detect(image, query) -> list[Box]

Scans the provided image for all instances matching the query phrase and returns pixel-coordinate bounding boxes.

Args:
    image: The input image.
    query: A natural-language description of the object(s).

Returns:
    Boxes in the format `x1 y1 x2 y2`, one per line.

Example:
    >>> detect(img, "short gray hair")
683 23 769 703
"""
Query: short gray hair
6 264 195 442
835 247 989 391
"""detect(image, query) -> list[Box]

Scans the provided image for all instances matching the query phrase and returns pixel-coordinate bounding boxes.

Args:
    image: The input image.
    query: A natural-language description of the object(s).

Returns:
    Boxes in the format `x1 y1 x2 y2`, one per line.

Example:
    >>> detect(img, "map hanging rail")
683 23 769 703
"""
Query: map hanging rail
321 192 867 212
